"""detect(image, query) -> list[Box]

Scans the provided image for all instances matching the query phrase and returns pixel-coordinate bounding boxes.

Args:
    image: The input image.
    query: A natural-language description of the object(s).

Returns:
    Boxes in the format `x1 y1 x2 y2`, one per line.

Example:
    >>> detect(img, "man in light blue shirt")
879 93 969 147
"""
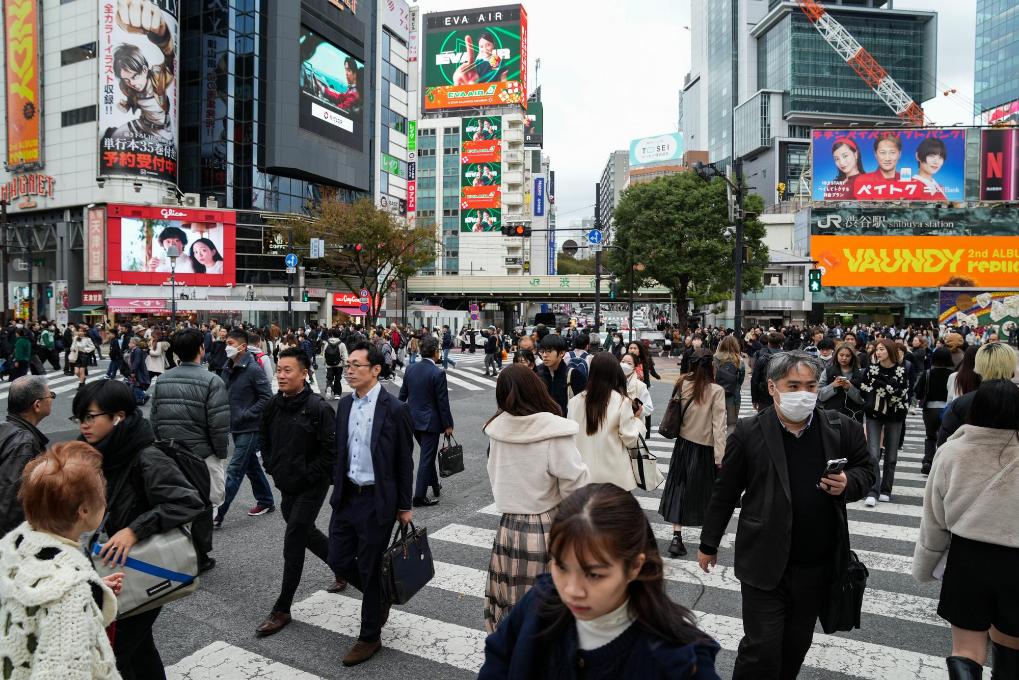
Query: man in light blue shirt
346 381 381 486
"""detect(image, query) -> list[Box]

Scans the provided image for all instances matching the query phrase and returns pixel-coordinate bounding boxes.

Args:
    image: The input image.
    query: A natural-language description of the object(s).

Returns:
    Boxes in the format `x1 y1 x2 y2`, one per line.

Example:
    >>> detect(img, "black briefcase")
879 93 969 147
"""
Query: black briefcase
438 433 465 478
819 550 869 634
380 522 434 605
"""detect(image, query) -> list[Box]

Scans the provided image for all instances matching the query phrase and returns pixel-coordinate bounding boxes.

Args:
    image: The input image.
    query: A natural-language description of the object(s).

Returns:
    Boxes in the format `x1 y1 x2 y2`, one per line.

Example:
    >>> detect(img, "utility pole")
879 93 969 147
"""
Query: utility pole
594 182 601 334
26 238 32 321
733 157 745 334
1 200 8 325
628 252 635 345
287 227 294 330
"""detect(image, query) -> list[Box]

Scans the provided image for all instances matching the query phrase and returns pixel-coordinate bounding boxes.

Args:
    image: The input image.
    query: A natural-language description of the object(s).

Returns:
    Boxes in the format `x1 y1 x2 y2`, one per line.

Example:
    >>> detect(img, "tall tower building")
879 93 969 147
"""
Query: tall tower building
974 0 1019 123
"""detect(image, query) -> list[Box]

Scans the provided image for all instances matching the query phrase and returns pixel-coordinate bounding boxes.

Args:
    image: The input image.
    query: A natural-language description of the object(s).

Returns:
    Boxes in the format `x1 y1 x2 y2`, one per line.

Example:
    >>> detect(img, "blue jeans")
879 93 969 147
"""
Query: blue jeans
441 348 456 368
408 352 419 365
106 357 122 379
219 432 275 518
864 417 902 498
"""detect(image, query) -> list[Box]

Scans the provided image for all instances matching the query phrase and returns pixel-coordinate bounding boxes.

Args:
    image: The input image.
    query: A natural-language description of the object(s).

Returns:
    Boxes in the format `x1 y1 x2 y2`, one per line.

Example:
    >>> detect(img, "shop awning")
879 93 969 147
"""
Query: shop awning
68 305 105 313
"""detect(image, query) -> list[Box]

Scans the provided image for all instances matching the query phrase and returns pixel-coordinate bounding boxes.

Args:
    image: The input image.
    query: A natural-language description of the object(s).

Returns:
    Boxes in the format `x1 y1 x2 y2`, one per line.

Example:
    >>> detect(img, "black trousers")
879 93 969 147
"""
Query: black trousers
114 606 166 680
921 406 942 468
326 365 344 394
414 430 441 499
274 485 332 613
327 485 396 643
733 562 829 680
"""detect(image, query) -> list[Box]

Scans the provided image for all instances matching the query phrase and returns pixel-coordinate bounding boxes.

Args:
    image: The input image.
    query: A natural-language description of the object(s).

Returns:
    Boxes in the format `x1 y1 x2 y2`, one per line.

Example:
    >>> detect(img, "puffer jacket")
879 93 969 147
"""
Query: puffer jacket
220 351 273 433
259 386 336 494
90 411 204 540
150 362 231 459
0 415 50 536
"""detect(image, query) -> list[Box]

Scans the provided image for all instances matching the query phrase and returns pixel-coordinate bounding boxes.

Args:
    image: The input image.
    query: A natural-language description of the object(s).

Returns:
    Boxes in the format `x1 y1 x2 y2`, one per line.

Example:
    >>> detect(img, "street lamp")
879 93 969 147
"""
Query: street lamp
167 245 179 325
693 160 746 333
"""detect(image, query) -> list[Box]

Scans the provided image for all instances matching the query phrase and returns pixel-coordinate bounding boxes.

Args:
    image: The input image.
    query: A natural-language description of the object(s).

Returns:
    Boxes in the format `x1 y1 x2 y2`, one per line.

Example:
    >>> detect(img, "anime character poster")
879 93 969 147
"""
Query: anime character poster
98 0 179 183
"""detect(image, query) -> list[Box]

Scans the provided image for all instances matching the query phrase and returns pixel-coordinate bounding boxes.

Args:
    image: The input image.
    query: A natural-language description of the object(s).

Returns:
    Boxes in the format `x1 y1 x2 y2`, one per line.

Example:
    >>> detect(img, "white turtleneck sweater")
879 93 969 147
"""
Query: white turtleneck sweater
575 598 635 650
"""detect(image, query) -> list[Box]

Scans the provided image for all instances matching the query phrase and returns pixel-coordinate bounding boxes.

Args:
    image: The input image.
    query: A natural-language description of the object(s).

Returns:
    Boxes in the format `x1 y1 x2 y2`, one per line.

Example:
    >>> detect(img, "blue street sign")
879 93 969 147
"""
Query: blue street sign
284 253 298 268
359 303 369 313
586 229 603 245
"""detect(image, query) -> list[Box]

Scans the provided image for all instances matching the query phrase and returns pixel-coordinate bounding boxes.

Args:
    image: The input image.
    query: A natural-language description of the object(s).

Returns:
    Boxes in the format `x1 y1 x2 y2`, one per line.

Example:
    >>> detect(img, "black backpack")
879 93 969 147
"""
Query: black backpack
714 359 739 399
152 440 212 554
750 351 774 404
324 343 342 367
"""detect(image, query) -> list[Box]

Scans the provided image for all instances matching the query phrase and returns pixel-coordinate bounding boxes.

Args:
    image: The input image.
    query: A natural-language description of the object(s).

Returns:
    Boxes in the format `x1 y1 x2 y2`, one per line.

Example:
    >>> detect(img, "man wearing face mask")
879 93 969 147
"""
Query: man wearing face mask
697 351 873 679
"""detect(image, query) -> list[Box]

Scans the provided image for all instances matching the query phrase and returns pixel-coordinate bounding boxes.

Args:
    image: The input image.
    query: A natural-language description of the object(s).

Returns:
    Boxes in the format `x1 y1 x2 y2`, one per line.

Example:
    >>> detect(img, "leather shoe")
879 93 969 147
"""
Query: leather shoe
342 639 382 666
255 611 291 637
432 483 442 498
199 557 216 573
668 536 688 558
326 578 348 594
412 496 439 507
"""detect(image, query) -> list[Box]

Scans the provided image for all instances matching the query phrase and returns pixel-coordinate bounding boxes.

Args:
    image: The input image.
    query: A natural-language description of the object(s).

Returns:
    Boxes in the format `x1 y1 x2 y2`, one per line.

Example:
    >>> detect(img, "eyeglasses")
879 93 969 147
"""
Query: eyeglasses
347 362 371 370
68 412 111 425
36 392 56 402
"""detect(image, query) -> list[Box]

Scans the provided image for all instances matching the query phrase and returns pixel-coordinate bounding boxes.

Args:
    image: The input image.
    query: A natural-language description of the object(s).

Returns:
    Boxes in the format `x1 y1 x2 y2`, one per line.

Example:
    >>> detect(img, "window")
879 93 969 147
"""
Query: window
61 105 96 127
61 42 96 66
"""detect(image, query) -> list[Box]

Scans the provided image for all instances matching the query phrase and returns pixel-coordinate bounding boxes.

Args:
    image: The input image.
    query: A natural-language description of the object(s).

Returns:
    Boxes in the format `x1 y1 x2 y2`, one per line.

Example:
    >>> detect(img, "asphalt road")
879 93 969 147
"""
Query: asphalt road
11 352 955 679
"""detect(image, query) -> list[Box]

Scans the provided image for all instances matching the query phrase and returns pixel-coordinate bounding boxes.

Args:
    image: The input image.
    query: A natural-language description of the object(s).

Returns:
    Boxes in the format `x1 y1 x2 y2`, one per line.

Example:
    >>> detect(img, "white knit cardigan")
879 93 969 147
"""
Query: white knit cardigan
0 522 121 679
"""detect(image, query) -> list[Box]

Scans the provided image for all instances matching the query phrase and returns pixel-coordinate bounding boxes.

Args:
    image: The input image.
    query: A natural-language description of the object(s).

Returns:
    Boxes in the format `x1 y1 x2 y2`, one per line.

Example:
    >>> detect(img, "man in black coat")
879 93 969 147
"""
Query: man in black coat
0 376 52 535
328 342 414 667
255 347 343 637
535 333 586 416
398 335 453 507
698 351 874 680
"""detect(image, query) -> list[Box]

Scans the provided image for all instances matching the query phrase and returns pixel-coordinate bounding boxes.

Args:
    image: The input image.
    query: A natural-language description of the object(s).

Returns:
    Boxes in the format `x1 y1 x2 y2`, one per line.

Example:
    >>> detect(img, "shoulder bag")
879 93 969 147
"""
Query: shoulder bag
89 458 199 619
628 435 665 491
657 385 693 439
380 522 434 605
438 433 465 478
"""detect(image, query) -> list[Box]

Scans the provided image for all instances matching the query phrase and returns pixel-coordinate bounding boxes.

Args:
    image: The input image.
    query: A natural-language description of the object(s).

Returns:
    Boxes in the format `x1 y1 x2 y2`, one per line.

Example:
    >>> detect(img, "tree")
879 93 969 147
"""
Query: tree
556 252 596 275
272 197 435 326
609 171 768 333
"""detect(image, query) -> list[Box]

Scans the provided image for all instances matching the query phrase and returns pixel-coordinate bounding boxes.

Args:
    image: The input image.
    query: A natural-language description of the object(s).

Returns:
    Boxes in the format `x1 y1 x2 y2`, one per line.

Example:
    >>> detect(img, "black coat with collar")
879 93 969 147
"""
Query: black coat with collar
330 385 415 525
699 406 874 591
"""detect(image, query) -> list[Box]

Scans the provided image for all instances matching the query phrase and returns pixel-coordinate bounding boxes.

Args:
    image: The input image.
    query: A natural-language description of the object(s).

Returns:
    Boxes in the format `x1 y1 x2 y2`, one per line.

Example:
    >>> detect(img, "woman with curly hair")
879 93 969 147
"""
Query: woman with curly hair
859 338 911 507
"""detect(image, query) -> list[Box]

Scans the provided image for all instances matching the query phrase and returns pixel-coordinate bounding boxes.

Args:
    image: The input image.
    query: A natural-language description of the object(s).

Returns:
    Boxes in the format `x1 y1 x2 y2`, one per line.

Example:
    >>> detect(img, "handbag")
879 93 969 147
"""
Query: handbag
657 386 693 439
380 522 434 605
628 435 665 491
819 550 869 634
88 460 199 619
438 433 465 478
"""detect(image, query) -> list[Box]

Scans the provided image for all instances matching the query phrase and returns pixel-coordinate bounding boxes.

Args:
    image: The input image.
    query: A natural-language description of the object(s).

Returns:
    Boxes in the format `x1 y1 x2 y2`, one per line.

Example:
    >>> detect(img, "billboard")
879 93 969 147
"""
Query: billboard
423 4 527 111
463 207 500 233
810 234 1019 288
809 206 1019 236
524 100 542 146
4 0 42 170
99 0 179 183
979 128 1019 201
939 288 1019 330
299 26 364 150
105 204 237 286
979 98 1019 126
461 163 501 209
811 129 966 201
534 176 545 216
629 132 684 168
382 0 411 42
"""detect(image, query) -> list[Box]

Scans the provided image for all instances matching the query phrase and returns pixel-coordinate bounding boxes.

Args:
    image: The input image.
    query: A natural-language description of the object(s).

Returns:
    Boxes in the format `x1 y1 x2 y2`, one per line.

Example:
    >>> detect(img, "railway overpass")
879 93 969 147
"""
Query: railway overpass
405 275 672 303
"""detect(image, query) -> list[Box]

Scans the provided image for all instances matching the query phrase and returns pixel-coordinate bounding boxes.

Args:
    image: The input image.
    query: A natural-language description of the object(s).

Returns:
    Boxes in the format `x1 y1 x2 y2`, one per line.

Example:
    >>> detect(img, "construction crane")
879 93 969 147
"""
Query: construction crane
794 0 933 126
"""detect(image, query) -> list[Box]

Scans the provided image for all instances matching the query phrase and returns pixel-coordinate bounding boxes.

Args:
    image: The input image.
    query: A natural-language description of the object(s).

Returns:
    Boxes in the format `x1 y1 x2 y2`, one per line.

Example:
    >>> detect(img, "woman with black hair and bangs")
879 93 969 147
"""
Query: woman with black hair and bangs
479 483 720 679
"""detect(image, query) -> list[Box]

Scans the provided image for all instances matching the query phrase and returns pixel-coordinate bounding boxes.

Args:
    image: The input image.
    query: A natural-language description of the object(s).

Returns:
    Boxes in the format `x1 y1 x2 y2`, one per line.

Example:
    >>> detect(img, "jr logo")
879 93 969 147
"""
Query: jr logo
816 214 842 230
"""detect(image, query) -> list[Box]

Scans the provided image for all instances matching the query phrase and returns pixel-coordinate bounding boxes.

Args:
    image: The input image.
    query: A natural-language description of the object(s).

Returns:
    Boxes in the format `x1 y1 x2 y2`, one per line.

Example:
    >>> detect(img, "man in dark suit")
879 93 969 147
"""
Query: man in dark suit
328 342 414 667
398 335 453 507
697 351 874 680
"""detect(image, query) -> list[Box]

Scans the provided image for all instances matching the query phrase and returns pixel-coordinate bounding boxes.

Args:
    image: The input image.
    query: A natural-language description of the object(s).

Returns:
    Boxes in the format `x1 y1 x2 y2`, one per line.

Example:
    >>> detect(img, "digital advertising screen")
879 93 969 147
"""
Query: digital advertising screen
524 100 542 147
938 288 1019 331
461 162 501 209
105 204 237 287
299 26 364 150
423 4 526 111
979 128 1019 201
462 207 501 233
4 0 42 170
461 115 502 226
811 129 966 202
99 0 179 183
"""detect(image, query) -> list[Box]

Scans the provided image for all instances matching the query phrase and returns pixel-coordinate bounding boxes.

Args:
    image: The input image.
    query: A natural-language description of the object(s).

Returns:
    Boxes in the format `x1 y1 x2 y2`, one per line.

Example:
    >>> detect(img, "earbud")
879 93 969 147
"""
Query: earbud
113 417 122 427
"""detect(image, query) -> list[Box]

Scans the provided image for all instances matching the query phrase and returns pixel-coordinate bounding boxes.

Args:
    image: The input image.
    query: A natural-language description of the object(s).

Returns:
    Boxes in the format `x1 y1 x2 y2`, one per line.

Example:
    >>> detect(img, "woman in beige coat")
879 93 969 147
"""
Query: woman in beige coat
566 352 643 492
483 364 590 632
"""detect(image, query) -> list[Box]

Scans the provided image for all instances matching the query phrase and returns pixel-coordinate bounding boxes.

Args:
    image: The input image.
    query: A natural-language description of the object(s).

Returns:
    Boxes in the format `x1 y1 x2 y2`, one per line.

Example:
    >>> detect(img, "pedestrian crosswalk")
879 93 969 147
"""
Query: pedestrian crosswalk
0 361 113 401
165 387 959 680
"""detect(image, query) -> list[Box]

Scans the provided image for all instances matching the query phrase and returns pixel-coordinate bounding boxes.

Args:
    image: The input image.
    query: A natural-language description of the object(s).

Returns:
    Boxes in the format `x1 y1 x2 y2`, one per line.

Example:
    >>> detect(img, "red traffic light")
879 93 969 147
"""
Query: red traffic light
513 225 525 236
354 243 363 252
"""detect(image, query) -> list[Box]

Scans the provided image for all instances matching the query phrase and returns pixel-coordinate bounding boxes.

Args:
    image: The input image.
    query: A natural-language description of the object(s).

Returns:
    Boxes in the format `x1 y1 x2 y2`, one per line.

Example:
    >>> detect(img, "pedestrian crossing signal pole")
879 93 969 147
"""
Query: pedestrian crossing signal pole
594 182 602 334
808 268 823 292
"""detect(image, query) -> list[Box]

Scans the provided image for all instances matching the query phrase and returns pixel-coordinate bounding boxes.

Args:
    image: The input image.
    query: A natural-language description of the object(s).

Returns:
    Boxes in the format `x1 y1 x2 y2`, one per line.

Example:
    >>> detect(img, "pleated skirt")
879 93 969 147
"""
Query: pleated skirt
484 509 556 633
658 437 717 526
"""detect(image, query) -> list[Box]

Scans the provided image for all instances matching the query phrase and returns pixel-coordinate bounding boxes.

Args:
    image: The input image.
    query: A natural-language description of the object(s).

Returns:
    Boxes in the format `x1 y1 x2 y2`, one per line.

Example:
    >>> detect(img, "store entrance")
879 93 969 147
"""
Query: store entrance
824 306 904 327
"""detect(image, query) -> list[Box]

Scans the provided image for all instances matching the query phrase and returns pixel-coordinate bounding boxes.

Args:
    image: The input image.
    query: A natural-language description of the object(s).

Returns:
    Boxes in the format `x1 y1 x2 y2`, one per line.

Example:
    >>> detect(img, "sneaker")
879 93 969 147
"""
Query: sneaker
878 494 891 502
667 535 687 558
213 515 224 529
864 496 877 508
248 504 275 516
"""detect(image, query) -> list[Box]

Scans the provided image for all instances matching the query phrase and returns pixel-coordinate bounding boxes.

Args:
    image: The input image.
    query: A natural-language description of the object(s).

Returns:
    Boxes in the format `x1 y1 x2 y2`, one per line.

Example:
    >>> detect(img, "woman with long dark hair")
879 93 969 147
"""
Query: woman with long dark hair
483 365 590 633
479 483 721 679
914 347 954 474
566 353 643 492
658 349 726 558
189 238 224 274
824 138 867 200
947 346 980 403
626 341 659 436
818 342 865 422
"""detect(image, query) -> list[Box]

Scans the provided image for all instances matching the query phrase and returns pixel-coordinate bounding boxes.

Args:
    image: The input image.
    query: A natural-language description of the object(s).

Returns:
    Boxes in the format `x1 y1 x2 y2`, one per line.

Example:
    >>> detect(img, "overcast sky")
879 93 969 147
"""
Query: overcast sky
414 0 977 229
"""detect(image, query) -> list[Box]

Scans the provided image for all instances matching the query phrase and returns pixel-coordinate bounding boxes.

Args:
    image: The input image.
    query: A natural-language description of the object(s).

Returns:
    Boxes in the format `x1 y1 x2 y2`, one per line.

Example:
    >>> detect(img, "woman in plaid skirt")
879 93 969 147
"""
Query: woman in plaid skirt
483 364 591 632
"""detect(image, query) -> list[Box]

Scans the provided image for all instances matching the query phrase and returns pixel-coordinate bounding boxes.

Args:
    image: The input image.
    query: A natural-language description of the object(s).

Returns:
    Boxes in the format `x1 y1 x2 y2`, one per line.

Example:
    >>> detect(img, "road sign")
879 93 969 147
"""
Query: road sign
284 253 298 268
359 288 370 298
286 266 296 275
359 303 369 313
586 230 603 245
592 244 603 253
561 239 579 256
309 238 324 258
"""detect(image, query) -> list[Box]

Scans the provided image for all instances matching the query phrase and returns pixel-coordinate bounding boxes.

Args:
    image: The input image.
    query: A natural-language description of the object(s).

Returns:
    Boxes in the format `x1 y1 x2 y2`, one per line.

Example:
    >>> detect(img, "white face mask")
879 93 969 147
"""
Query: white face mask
774 389 817 422
620 363 635 377
225 345 239 359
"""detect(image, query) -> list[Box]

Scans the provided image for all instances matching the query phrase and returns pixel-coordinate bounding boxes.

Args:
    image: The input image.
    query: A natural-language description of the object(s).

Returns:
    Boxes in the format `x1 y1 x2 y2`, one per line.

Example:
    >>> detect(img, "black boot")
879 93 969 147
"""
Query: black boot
992 642 1019 680
947 655 983 679
667 532 687 558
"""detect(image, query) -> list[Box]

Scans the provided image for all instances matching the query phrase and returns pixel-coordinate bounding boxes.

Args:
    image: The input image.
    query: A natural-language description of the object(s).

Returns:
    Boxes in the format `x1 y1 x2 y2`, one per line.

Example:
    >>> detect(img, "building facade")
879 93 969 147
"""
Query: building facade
597 150 628 231
974 0 1019 123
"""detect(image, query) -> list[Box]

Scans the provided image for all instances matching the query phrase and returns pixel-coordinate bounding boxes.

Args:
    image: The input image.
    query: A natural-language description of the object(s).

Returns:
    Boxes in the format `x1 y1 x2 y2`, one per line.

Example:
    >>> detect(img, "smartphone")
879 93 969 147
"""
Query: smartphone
632 397 643 414
824 458 848 475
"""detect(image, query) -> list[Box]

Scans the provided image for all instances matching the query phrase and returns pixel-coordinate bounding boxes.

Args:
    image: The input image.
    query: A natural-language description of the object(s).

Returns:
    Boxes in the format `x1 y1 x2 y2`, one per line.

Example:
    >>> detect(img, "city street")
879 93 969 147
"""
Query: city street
7 354 946 680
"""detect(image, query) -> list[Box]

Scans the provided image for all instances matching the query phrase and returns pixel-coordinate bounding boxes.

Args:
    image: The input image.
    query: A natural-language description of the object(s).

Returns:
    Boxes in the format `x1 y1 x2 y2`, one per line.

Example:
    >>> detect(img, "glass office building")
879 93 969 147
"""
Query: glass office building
974 0 1019 120
706 1 736 163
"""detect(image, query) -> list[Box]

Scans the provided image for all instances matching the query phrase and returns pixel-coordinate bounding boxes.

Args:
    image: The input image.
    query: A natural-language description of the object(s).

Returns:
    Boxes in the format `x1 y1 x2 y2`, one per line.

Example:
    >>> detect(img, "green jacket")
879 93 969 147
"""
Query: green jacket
13 337 32 362
39 329 54 350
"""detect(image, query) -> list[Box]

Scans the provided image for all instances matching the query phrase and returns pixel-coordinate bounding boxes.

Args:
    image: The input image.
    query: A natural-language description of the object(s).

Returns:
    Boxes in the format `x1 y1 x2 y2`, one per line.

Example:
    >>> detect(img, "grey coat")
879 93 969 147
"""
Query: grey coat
151 361 231 459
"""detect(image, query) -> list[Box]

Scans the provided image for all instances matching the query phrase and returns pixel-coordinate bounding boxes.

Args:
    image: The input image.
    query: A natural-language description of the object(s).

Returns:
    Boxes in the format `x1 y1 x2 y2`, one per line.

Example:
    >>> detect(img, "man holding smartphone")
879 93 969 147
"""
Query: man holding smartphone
697 351 874 679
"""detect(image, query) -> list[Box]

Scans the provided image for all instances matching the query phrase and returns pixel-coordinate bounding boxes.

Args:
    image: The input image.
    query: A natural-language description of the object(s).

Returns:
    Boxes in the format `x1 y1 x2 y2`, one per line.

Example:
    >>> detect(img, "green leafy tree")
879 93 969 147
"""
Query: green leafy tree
609 172 767 333
556 252 596 275
271 197 435 326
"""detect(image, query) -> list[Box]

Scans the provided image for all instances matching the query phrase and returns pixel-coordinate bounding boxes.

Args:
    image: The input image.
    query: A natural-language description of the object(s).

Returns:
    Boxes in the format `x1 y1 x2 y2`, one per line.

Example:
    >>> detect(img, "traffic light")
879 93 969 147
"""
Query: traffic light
501 225 532 237
302 290 309 302
46 286 53 299
340 243 363 252
609 276 618 300
808 268 823 292
777 182 786 197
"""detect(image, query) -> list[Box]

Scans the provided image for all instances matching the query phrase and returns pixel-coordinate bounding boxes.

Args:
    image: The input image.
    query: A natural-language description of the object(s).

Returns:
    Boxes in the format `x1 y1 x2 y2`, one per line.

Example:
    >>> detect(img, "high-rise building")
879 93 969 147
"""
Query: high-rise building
375 0 412 220
974 0 1019 124
598 150 628 231
681 0 937 205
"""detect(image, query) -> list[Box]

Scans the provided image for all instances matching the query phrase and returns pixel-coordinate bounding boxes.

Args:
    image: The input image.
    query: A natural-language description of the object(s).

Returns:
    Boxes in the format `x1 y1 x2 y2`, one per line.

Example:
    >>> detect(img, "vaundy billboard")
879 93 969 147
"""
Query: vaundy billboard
99 0 179 183
423 4 527 111
4 0 42 169
811 129 966 202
